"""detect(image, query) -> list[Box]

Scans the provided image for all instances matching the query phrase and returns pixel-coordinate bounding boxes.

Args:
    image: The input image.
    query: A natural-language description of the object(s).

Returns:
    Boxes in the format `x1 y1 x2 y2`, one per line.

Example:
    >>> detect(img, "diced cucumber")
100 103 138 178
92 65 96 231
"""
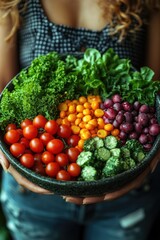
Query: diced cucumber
95 147 111 161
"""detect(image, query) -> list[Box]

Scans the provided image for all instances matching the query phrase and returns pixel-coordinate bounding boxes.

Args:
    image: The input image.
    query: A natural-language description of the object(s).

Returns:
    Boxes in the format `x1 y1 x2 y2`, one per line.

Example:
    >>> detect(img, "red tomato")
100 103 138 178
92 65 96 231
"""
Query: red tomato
29 138 44 153
66 147 80 162
44 120 59 135
20 153 34 168
33 153 42 162
45 162 60 177
56 170 71 181
17 128 23 137
10 143 25 157
41 151 55 164
23 125 38 139
55 153 69 167
46 139 64 154
20 137 30 148
5 129 20 144
67 163 81 177
39 132 54 146
5 123 17 132
57 124 72 138
20 119 33 129
33 115 47 129
67 135 80 147
32 160 46 176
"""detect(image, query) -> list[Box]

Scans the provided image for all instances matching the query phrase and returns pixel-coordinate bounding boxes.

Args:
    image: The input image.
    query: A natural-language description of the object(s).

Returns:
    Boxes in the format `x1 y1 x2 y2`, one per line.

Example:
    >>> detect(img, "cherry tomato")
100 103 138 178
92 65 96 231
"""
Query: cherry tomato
44 120 59 135
46 139 64 154
55 153 69 167
20 137 30 148
57 124 72 138
32 160 46 176
67 163 81 177
67 135 80 147
10 143 25 157
56 170 71 181
5 129 20 144
45 162 60 177
20 153 34 168
17 128 23 137
41 151 55 164
23 125 38 139
33 115 47 129
66 147 80 162
5 123 17 132
33 153 42 162
20 119 33 129
39 132 54 146
29 138 44 153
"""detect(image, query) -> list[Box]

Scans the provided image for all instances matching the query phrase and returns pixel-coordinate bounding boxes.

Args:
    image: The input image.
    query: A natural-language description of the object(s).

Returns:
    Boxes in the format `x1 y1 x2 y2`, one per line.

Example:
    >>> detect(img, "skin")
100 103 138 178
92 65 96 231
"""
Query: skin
0 0 160 204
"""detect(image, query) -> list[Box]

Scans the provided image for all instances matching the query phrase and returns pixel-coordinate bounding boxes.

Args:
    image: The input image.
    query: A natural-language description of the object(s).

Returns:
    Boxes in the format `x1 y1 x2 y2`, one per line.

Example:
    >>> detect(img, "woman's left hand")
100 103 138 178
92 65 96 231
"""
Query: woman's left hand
63 148 160 205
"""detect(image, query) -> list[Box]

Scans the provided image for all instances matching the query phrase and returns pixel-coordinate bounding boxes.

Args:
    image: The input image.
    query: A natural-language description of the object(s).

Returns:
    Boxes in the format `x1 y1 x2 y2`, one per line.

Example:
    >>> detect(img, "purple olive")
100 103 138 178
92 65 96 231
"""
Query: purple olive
142 127 149 134
133 101 141 111
100 103 105 110
113 103 122 111
120 122 133 133
112 94 122 103
139 134 148 144
131 110 138 117
119 131 128 140
129 132 139 139
150 118 158 124
103 116 113 124
104 108 117 120
113 120 120 128
116 113 125 124
137 113 149 126
122 102 133 112
143 143 152 151
124 112 133 123
149 124 160 136
103 99 113 108
134 122 143 133
147 134 155 143
139 104 150 113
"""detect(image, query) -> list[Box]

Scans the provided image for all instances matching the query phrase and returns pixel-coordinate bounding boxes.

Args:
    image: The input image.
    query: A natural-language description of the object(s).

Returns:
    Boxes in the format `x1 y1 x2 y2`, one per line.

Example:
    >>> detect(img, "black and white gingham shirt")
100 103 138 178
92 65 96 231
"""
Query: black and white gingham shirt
18 0 147 70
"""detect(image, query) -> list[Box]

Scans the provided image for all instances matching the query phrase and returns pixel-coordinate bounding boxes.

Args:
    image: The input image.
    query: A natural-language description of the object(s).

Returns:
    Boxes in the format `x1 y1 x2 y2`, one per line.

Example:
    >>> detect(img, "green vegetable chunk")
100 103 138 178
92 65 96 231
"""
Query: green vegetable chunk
104 136 118 149
81 166 97 181
76 151 93 167
102 156 124 177
95 147 111 161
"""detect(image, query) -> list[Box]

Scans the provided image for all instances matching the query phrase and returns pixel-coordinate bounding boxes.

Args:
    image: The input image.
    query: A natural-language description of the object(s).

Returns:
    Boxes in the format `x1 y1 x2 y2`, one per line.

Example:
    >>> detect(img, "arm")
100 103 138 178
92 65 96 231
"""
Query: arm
0 12 19 92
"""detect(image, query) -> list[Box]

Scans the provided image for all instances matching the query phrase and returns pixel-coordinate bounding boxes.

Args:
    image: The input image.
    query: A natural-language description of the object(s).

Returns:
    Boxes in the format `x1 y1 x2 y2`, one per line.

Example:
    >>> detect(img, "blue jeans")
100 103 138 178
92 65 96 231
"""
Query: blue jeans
1 166 160 240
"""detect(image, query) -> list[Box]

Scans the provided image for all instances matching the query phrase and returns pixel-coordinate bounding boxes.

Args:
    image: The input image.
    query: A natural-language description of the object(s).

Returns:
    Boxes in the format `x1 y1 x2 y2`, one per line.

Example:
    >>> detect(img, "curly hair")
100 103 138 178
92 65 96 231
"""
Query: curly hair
0 0 160 41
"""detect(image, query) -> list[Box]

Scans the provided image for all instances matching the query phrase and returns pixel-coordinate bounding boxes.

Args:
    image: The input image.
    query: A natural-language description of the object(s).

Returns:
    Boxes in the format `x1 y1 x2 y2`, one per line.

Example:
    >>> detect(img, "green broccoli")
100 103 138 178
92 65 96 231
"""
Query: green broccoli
76 151 94 167
122 157 136 171
94 147 111 161
104 136 118 149
81 166 97 181
102 156 124 177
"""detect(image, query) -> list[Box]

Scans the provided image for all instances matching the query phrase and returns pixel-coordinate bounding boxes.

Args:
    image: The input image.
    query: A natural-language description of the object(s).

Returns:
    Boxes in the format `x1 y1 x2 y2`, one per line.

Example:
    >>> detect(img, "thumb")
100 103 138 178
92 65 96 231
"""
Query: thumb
0 150 10 171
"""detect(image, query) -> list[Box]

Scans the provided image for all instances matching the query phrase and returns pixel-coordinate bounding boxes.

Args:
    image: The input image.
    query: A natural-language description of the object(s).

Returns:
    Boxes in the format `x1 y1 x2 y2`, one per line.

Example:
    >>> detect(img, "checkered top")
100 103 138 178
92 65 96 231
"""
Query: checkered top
18 0 147 69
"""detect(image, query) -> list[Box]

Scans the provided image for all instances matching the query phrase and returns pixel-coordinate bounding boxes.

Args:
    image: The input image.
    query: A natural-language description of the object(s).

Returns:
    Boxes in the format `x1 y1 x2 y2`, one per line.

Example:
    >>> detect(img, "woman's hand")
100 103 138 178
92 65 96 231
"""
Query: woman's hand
0 150 53 194
64 148 160 205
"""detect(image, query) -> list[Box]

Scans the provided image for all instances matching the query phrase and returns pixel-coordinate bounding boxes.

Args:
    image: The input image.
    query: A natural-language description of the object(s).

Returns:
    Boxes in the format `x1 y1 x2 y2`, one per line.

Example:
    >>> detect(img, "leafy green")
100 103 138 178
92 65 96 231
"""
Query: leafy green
0 48 159 130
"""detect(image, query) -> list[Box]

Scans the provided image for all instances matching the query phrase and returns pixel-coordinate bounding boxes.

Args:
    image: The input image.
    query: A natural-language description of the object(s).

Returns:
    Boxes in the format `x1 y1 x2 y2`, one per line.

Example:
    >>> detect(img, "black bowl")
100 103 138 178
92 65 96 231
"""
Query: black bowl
0 69 160 197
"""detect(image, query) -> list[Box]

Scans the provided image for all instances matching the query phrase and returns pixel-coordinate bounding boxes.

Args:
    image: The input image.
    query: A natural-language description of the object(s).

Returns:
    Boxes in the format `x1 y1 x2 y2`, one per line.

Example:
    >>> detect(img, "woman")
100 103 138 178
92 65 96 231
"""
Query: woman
0 0 160 239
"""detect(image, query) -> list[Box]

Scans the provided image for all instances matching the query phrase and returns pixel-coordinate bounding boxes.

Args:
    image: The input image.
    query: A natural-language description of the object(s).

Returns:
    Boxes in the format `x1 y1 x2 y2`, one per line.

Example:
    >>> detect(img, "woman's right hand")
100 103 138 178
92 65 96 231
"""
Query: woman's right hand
0 150 53 194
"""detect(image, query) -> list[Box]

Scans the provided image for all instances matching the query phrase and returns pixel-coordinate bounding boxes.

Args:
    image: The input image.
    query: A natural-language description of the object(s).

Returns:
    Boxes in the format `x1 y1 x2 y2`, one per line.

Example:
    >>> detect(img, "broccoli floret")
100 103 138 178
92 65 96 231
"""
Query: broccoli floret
121 147 131 158
83 137 104 152
132 151 146 162
94 147 111 161
102 156 124 177
123 157 136 171
125 139 144 152
76 151 93 167
104 136 118 149
81 166 97 181
110 148 121 157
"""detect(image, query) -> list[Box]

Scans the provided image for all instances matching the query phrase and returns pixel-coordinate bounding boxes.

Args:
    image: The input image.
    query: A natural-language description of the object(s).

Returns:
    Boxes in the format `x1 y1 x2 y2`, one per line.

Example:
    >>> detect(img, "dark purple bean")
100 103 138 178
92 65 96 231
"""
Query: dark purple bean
150 118 158 124
100 103 105 110
131 110 138 117
143 143 152 151
142 127 149 134
113 120 120 128
147 134 155 143
103 116 113 124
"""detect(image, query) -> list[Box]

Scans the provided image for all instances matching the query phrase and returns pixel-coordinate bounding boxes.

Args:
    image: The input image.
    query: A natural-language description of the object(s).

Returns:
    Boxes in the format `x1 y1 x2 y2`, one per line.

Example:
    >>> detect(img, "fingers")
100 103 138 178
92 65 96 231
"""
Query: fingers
0 150 10 170
7 164 53 194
